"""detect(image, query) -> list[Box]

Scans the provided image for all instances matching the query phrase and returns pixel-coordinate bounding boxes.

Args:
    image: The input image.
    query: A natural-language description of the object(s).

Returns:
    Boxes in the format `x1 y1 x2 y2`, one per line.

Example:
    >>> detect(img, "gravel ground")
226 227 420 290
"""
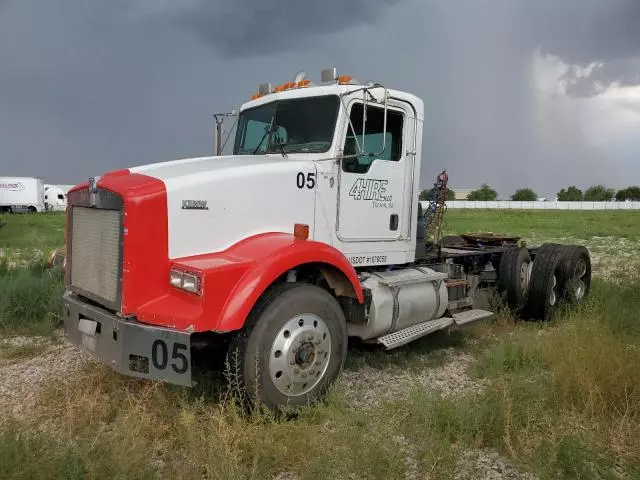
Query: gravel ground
0 333 91 422
339 350 485 410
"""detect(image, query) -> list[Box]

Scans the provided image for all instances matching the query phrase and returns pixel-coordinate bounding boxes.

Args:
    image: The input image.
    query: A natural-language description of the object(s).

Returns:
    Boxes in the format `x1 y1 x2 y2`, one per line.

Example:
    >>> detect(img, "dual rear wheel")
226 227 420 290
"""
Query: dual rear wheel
498 243 591 321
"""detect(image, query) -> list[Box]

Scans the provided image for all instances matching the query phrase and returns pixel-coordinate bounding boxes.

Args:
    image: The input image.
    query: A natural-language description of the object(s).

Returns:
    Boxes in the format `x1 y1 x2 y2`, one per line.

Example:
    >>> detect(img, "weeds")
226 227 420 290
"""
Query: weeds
0 343 49 363
0 262 64 336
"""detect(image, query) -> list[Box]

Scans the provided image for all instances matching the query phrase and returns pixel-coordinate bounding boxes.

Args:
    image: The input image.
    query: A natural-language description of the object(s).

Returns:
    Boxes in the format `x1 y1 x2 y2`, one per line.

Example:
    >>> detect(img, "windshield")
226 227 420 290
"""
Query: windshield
233 95 340 155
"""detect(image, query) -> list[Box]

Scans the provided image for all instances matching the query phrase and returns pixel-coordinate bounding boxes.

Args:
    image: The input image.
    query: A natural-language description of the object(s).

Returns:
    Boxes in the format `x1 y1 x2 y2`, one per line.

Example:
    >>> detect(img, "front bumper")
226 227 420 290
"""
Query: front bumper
63 291 193 387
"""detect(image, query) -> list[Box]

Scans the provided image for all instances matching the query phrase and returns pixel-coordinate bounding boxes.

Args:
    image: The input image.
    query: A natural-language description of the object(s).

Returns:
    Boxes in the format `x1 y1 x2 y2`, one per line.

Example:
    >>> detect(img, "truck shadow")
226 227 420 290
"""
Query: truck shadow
344 329 468 372
186 329 469 406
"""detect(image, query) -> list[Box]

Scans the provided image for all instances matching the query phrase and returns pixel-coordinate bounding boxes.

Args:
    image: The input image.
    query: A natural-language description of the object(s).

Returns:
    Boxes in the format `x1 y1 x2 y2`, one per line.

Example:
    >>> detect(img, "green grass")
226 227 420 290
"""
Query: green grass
0 212 65 250
0 262 65 336
443 209 640 240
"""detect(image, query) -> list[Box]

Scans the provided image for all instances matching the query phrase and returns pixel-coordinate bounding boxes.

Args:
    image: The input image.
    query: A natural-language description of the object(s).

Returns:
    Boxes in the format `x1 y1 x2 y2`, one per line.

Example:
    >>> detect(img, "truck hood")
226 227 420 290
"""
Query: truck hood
129 154 318 259
130 154 288 184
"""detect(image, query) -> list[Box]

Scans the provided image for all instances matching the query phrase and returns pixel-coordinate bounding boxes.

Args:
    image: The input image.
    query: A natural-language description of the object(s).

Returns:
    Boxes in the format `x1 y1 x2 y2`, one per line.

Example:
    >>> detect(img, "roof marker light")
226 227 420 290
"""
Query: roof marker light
297 79 311 87
337 75 353 85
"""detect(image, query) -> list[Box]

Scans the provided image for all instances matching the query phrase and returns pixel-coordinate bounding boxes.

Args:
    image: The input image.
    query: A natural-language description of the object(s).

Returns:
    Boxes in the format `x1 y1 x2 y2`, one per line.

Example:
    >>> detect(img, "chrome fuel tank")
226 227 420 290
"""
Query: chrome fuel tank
348 267 449 341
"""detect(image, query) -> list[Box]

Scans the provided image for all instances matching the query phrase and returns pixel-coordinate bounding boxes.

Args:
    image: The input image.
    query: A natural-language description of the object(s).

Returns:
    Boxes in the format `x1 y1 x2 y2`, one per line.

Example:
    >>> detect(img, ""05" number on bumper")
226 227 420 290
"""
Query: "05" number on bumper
151 339 189 374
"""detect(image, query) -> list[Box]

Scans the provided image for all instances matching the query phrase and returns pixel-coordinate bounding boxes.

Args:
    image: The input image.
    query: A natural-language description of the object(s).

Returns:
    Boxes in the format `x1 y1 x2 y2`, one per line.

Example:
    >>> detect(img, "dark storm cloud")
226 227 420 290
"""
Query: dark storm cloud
524 0 640 64
563 59 640 97
135 0 399 57
1 0 639 196
520 0 640 97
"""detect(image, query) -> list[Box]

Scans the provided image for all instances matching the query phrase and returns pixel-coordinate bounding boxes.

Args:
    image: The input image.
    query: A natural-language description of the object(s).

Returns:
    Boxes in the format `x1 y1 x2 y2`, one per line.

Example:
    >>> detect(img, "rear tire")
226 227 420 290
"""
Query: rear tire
526 244 565 321
559 245 591 305
498 247 531 313
225 283 348 411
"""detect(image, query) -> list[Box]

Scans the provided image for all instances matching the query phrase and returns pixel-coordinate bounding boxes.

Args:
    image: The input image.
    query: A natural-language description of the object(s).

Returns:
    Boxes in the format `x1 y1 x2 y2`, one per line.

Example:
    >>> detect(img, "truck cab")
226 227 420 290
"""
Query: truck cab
62 69 592 410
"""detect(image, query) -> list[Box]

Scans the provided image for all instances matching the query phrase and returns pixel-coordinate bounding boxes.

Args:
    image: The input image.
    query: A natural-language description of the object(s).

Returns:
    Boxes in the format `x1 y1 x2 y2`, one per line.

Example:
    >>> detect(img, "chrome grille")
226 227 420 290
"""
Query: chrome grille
70 206 121 305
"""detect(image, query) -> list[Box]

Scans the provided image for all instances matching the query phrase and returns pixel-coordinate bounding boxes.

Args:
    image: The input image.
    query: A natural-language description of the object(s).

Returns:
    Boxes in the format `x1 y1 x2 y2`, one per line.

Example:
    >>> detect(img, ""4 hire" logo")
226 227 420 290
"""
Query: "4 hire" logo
348 178 392 201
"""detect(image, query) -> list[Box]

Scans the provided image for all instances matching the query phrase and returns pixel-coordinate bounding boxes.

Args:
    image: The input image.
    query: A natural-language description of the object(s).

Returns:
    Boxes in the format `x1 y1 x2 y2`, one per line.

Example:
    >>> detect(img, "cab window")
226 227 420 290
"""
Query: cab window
342 104 403 173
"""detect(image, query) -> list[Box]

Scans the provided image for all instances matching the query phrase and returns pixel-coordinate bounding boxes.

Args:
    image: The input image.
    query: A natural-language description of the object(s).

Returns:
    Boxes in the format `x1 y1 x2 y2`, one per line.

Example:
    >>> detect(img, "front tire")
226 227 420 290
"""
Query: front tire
226 283 348 410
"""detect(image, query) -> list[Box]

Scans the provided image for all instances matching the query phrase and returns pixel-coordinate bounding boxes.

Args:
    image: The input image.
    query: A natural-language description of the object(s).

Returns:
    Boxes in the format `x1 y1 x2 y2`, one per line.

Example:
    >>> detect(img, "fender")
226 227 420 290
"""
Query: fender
217 233 364 332
136 233 363 332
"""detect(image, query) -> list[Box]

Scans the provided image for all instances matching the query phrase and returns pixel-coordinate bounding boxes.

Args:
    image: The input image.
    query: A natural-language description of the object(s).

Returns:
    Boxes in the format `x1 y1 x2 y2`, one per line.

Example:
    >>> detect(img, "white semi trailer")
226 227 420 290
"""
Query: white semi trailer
0 177 45 213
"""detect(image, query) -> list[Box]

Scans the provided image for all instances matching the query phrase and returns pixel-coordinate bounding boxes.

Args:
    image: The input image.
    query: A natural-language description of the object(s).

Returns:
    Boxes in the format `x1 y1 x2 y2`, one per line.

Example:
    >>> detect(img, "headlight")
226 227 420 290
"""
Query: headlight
169 268 202 295
181 273 199 293
170 269 183 287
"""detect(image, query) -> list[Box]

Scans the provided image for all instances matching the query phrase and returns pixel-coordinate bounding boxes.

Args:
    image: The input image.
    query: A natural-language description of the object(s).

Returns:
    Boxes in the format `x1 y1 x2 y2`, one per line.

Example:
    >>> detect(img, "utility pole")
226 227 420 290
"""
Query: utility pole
213 111 236 155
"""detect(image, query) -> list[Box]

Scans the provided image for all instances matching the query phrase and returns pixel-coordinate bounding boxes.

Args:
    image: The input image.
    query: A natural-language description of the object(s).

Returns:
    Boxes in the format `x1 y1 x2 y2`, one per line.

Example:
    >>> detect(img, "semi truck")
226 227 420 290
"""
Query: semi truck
62 69 592 409
44 184 69 211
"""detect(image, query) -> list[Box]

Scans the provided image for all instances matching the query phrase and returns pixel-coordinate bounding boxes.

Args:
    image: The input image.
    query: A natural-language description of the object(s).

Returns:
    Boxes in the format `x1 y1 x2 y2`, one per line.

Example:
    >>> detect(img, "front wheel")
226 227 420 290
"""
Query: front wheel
226 283 348 410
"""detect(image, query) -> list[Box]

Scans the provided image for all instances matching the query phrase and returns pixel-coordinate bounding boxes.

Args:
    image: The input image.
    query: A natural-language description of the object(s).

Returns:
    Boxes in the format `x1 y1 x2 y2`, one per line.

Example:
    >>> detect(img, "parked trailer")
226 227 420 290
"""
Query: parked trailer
0 176 45 213
61 69 592 410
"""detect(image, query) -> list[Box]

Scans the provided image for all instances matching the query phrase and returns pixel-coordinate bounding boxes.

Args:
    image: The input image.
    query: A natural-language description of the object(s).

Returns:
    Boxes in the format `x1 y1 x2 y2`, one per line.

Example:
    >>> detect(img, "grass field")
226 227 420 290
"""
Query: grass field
1 211 639 479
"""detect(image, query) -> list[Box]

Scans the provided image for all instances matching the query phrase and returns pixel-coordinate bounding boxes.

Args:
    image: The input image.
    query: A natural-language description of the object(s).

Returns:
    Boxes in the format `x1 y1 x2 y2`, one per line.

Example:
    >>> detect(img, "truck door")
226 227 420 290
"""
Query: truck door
337 101 411 241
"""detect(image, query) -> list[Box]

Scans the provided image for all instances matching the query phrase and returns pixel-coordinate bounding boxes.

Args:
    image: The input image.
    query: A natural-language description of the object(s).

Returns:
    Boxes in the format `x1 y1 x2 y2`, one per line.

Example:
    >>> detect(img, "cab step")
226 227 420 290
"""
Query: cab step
452 309 495 326
376 309 495 350
377 317 454 350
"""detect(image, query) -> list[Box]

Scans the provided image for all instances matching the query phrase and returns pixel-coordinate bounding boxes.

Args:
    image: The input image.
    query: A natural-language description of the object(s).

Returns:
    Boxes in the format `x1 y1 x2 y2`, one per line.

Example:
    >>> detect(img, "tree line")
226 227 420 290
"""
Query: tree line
419 184 640 202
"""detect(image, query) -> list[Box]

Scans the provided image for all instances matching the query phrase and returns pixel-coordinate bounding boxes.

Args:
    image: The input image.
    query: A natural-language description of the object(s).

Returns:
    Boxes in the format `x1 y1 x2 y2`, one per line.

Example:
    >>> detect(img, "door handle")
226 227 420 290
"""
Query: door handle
389 214 399 231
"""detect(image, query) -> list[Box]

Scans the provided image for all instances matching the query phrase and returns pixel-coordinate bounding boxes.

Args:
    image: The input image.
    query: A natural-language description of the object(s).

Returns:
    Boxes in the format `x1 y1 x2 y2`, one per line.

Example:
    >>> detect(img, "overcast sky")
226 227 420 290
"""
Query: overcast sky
0 0 639 198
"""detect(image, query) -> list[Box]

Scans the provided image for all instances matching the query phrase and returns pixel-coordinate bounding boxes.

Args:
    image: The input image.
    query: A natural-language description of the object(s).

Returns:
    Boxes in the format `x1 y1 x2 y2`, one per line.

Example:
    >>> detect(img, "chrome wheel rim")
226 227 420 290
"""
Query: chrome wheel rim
549 275 557 306
574 280 586 301
571 259 588 302
269 313 332 396
519 262 530 296
575 259 587 279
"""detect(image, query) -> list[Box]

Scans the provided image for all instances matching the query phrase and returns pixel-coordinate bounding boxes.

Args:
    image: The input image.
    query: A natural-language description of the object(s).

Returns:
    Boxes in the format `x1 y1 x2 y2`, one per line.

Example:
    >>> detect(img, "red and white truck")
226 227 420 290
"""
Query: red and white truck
62 69 591 409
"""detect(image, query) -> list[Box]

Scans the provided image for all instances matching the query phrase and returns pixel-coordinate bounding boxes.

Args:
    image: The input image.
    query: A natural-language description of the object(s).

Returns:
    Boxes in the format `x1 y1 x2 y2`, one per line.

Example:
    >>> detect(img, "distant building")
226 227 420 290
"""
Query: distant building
452 189 473 200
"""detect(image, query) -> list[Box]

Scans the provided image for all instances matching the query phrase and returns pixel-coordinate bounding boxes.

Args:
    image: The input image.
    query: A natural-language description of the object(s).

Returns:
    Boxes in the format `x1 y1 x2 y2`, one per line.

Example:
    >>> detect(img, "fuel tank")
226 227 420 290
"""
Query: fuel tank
348 267 449 341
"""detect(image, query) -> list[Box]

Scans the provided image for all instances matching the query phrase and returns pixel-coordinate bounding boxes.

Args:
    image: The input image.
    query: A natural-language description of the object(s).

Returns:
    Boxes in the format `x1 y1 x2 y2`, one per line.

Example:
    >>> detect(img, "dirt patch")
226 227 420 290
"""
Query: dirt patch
455 449 537 480
339 350 484 409
0 334 92 423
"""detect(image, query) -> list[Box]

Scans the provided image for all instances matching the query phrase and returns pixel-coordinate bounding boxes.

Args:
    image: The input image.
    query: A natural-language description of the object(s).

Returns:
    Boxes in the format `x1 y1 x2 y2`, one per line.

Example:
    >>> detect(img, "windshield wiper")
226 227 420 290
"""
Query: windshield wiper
271 134 288 158
253 112 277 155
